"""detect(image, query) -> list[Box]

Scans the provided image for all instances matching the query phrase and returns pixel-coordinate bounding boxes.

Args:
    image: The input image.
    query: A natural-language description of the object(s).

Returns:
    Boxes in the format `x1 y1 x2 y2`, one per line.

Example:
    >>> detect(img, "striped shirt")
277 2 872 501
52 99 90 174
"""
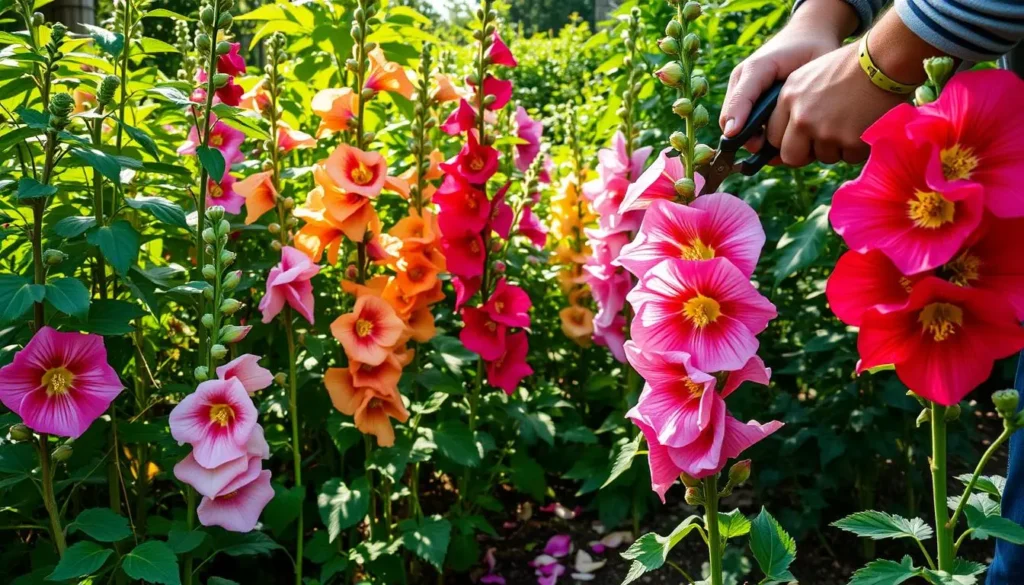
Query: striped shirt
795 0 1024 62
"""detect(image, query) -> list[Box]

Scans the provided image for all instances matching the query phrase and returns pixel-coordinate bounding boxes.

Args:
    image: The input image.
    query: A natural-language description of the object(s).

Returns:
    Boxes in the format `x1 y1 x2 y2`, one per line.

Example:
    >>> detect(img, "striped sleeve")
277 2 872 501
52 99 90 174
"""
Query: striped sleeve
896 0 1024 61
792 0 888 34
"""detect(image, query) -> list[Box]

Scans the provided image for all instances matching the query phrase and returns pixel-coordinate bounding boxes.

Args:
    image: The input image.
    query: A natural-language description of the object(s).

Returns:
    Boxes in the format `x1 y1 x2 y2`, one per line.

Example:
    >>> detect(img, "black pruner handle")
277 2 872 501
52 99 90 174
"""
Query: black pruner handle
720 80 783 176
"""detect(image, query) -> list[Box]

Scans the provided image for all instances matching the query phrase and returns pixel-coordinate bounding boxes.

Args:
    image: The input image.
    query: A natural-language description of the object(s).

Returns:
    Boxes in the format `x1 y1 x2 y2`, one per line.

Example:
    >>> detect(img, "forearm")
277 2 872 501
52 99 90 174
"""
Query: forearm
789 0 862 38
896 0 1024 62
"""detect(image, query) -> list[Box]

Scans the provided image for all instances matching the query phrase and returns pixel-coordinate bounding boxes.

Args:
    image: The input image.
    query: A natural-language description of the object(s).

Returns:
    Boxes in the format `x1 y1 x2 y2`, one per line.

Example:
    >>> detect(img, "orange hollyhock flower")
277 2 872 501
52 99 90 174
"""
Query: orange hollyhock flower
293 189 381 262
331 295 406 366
369 233 404 267
234 171 278 225
349 352 404 395
408 306 436 343
412 281 446 311
364 47 415 99
323 144 388 199
560 306 595 347
277 121 317 153
389 209 440 251
241 79 271 113
395 252 439 297
341 276 390 299
73 89 96 114
312 88 359 136
396 150 445 201
431 74 463 103
324 368 409 447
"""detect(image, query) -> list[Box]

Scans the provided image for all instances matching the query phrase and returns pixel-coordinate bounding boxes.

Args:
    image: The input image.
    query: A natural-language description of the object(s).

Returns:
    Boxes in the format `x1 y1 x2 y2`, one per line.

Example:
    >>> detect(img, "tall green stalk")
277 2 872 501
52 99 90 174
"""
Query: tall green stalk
703 475 724 585
929 402 954 572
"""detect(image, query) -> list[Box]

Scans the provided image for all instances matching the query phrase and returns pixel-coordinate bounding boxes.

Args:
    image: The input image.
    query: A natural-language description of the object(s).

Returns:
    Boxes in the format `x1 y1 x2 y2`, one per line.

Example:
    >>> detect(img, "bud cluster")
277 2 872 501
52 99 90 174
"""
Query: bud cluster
96 74 120 107
175 20 198 82
48 92 74 132
410 42 438 211
618 8 645 155
194 205 245 380
346 0 381 148
473 0 498 144
914 56 955 106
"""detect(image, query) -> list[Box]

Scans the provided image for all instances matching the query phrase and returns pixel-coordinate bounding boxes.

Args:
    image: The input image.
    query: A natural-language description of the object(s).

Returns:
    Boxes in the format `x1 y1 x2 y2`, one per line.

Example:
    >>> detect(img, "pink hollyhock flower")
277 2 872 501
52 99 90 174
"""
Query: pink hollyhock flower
277 121 317 153
206 173 244 214
585 264 632 327
490 183 515 238
617 195 765 278
460 306 506 360
857 277 1024 406
216 42 246 76
514 106 542 172
434 173 490 234
517 205 548 248
445 131 499 184
453 276 481 311
830 137 984 274
826 250 923 327
178 118 246 169
331 295 406 366
197 469 274 533
484 278 531 328
470 75 513 111
487 331 532 394
169 378 258 468
599 131 652 181
441 99 477 136
174 425 269 498
628 258 776 373
620 148 705 213
544 534 573 558
259 246 321 324
593 314 627 363
624 342 770 398
0 327 123 438
443 232 486 279
216 354 273 395
324 144 389 200
486 31 517 68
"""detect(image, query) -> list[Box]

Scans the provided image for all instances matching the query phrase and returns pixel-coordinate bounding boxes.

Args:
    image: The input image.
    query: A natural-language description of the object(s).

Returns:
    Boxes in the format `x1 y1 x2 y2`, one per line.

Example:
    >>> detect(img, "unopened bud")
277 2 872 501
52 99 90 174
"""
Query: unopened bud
207 206 225 222
212 73 230 88
683 33 700 56
196 34 211 52
220 298 242 314
274 372 287 386
48 93 74 122
665 19 683 38
924 57 955 90
728 460 751 486
684 486 704 506
658 36 679 56
270 240 283 251
693 144 714 166
51 444 73 462
993 390 1020 419
493 260 506 273
674 177 696 198
215 41 232 56
202 264 217 280
692 104 709 128
219 325 250 344
669 131 688 153
672 98 693 117
49 23 67 46
915 85 936 106
202 228 217 245
268 223 281 234
655 62 685 88
97 75 120 105
216 218 231 237
283 197 294 210
200 6 214 25
682 1 702 21
222 270 242 290
945 403 961 421
194 366 209 381
490 239 502 253
345 264 358 280
43 249 65 265
218 12 233 28
32 12 44 26
210 344 228 359
360 88 375 101
201 313 214 329
220 250 236 266
9 423 33 442
691 75 708 99
680 473 700 488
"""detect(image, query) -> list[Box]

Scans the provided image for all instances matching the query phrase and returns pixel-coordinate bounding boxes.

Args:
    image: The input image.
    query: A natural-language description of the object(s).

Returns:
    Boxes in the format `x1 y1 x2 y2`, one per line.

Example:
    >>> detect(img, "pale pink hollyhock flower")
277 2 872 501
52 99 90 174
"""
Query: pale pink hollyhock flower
593 314 627 363
206 173 244 215
0 327 123 438
460 306 506 361
178 117 246 169
514 106 542 171
517 205 549 248
330 296 405 366
624 342 770 398
169 378 258 468
216 354 273 395
484 279 531 328
628 258 776 373
620 148 706 213
618 195 765 278
486 331 533 394
174 425 269 498
259 246 321 324
197 469 274 532
599 131 652 182
584 263 631 328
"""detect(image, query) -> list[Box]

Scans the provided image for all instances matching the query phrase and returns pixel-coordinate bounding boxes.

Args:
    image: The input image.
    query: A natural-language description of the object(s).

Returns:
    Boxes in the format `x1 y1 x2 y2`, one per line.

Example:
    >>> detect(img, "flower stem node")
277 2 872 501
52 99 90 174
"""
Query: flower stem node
992 389 1020 420
924 57 956 90
669 131 688 153
684 486 705 506
43 249 65 265
51 444 73 462
728 459 751 486
210 344 228 360
9 423 33 442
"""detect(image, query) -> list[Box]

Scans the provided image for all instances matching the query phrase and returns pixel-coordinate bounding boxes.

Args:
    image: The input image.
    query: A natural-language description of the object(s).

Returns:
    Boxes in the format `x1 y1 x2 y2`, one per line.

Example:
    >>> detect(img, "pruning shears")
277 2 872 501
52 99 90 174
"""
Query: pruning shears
695 81 783 193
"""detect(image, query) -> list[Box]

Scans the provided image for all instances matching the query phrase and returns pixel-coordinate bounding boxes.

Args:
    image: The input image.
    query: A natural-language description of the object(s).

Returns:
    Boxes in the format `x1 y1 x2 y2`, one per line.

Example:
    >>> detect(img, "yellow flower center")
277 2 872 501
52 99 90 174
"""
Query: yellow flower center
469 240 480 254
907 191 955 229
208 404 235 427
210 135 224 147
494 301 505 314
485 319 497 332
355 319 374 337
682 294 721 328
941 144 979 181
945 252 981 287
466 197 478 210
350 164 374 186
919 302 963 342
681 238 716 261
683 377 705 399
42 367 74 396
209 184 223 198
468 156 485 171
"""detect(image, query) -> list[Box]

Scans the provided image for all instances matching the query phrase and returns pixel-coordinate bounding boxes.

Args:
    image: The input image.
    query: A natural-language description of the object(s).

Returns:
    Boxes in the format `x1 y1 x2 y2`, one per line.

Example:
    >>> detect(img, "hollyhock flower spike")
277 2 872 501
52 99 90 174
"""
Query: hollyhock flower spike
259 246 321 324
216 354 273 395
486 31 517 68
0 327 123 438
197 469 274 533
487 331 533 394
857 277 1024 406
312 88 359 135
460 306 507 361
216 42 246 76
331 296 406 366
489 183 515 238
234 171 278 225
514 106 542 171
215 77 243 107
443 232 487 279
619 148 705 213
324 368 410 447
169 377 258 468
434 173 490 234
628 258 777 373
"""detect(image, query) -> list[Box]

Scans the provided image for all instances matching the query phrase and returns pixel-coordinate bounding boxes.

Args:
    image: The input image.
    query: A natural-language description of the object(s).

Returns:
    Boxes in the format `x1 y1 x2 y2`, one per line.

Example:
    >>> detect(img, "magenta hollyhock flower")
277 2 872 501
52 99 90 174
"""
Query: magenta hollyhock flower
453 276 481 311
444 131 499 184
216 354 273 395
489 183 515 238
484 279 531 329
486 331 533 394
460 306 506 360
620 148 705 213
206 173 244 215
825 250 924 327
485 31 517 68
217 42 246 76
617 195 765 278
470 74 512 111
599 131 652 182
442 99 478 136
514 106 542 172
443 232 486 279
0 327 123 438
593 314 627 363
173 425 269 498
216 76 243 107
434 173 490 234
259 246 321 324
584 262 631 327
197 469 274 532
516 205 548 248
169 378 258 468
627 258 776 373
178 117 246 170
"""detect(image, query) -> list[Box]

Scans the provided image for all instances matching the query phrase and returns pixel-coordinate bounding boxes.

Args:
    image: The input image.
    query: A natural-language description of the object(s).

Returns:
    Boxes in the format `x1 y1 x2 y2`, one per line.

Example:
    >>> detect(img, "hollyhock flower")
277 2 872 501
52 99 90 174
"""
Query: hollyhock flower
324 144 388 199
513 106 543 171
445 131 499 184
216 76 243 107
312 88 358 135
364 47 415 98
620 148 705 213
517 205 548 248
441 98 478 136
0 327 123 438
178 118 245 168
233 171 278 225
486 31 517 68
560 306 594 346
944 216 1024 319
857 277 1024 406
408 307 437 343
460 306 507 360
432 73 464 102
599 131 652 181
240 78 270 113
205 173 243 214
593 315 627 363
443 232 486 279
487 331 533 394
470 75 513 111
434 174 490 234
830 138 984 273
216 354 273 395
453 276 481 311
618 195 765 278
394 252 440 297
331 296 406 366
277 121 316 153
826 250 922 327
174 425 269 498
169 378 258 468
73 89 96 114
324 368 410 447
484 279 531 328
216 42 246 76
628 258 777 373
390 209 440 251
259 246 321 324
197 469 274 533
489 184 515 239
349 352 404 395
585 264 631 327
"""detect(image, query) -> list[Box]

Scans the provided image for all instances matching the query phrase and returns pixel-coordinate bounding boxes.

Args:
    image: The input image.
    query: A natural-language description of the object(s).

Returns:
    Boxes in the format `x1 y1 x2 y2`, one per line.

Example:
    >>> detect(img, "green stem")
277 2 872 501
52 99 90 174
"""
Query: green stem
930 403 954 572
38 435 66 556
184 487 196 585
704 475 723 585
283 306 303 585
948 425 1011 532
459 361 484 510
91 105 108 298
364 435 375 541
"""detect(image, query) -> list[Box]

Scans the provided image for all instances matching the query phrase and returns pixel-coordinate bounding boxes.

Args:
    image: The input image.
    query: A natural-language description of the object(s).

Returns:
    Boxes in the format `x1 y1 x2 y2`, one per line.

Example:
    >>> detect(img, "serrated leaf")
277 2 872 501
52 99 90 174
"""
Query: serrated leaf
81 23 124 57
966 510 1024 544
749 507 796 582
79 299 144 335
166 529 206 554
16 176 56 199
957 474 1005 499
124 196 187 228
68 507 131 542
849 557 919 585
53 215 97 238
831 510 933 541
86 220 140 276
602 433 642 489
400 516 451 569
116 117 160 159
197 145 226 181
620 516 702 585
45 277 90 319
719 509 752 539
121 541 180 585
46 540 113 581
774 204 830 286
318 477 369 543
148 87 193 105
510 449 546 501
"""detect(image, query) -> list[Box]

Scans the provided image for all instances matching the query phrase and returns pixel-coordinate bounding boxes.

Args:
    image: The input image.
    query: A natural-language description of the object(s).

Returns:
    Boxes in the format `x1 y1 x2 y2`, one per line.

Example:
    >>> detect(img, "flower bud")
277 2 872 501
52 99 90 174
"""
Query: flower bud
493 260 506 273
268 223 281 234
32 12 44 26
271 240 283 251
51 444 73 462
658 36 679 56
672 98 693 117
693 143 714 166
196 33 212 52
220 250 236 266
669 131 688 153
216 218 231 237
945 403 961 421
283 197 295 210
682 1 702 21
207 206 225 222
674 178 696 198
202 264 217 280
490 239 503 253
201 313 214 329
655 62 685 88
210 344 228 359
345 265 358 280
728 460 751 486
216 41 232 55
680 473 701 488
218 12 233 28
924 56 955 90
202 228 217 245
993 389 1020 419
274 372 287 386
691 75 708 99
200 6 214 25
202 287 215 301
684 486 704 506
220 298 242 315
219 325 251 344
212 73 230 89
692 105 709 128
48 92 74 122
683 33 700 56
43 249 65 265
97 75 120 106
194 366 209 381
9 423 33 442
222 270 241 290
915 85 936 106
665 19 683 38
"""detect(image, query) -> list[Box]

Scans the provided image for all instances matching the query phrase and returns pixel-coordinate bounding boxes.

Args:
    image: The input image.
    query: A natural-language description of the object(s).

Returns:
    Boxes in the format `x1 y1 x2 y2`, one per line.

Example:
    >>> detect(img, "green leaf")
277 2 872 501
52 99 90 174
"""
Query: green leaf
399 515 451 570
46 540 113 581
70 146 122 183
773 204 830 286
116 118 160 159
45 277 90 319
86 220 140 276
318 477 369 543
196 145 226 181
166 529 206 554
81 23 124 57
957 474 1005 499
719 509 752 540
144 8 193 20
0 126 46 157
432 420 481 467
621 516 703 584
509 449 546 501
849 557 920 585
0 442 36 474
749 507 796 583
16 176 57 199
0 275 44 324
261 483 304 535
80 299 144 335
206 579 240 585
831 510 933 541
68 507 131 542
53 215 97 238
124 196 187 228
602 433 642 489
139 37 179 54
216 532 282 557
121 541 180 585
148 87 193 106
966 510 1024 544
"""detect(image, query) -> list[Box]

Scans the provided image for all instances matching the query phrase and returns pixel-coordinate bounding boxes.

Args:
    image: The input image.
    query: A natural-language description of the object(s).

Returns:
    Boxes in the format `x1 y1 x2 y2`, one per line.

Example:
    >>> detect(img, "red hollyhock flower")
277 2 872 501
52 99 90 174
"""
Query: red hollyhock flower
487 332 533 395
442 99 478 136
469 75 512 111
826 250 925 327
444 131 499 184
857 277 1024 406
434 173 490 235
938 215 1024 320
489 183 514 238
442 232 486 279
453 276 481 311
485 31 517 68
460 306 506 360
483 278 531 329
217 42 246 76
